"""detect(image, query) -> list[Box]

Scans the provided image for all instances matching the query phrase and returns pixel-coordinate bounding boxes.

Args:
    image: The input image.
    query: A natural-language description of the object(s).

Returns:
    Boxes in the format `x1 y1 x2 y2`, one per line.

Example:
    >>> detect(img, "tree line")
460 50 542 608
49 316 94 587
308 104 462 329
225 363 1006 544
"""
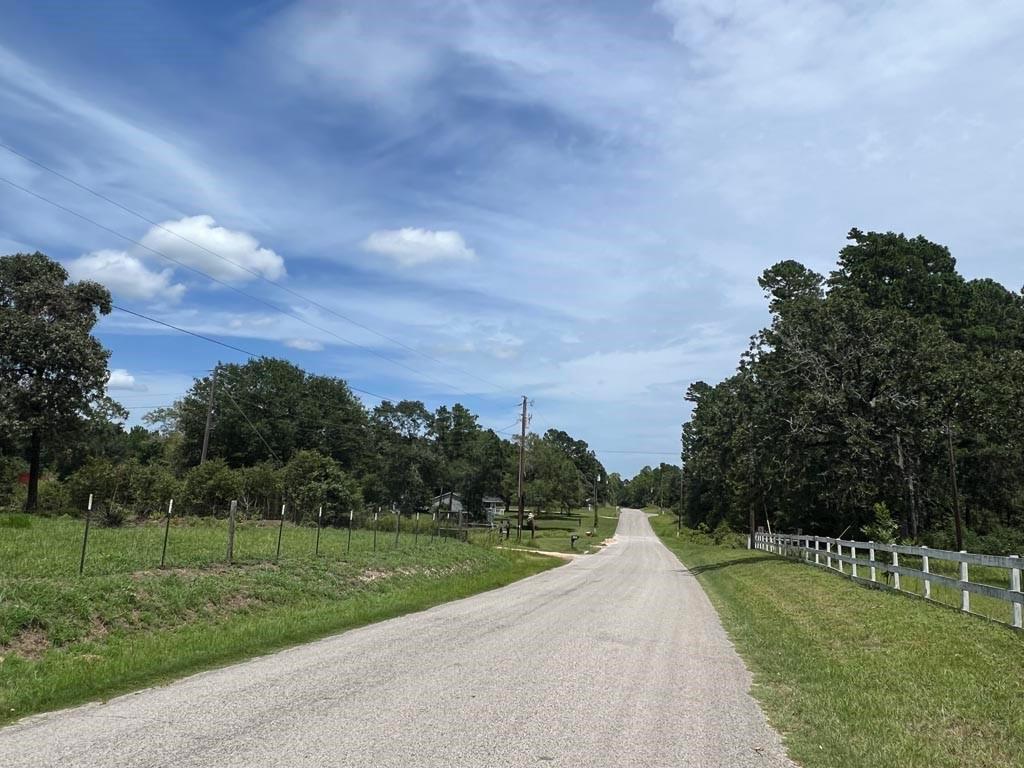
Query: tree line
0 252 606 523
677 229 1024 554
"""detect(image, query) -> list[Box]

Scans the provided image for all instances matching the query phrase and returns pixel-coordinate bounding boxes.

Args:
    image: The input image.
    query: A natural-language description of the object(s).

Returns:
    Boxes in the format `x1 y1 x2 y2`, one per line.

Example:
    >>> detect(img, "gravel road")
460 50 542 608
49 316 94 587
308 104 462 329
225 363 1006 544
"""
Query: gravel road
0 509 793 767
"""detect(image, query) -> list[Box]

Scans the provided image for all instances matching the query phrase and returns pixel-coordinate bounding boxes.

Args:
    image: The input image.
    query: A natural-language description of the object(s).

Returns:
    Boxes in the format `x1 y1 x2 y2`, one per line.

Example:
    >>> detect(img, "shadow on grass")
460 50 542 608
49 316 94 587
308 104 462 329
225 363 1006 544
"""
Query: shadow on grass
682 555 781 574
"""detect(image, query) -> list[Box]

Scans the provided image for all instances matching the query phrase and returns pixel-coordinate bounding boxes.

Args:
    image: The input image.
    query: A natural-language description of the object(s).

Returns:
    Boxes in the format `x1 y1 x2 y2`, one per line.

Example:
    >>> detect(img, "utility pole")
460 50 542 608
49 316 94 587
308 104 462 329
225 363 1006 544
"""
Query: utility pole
946 422 964 551
200 365 218 465
517 395 527 541
678 462 683 532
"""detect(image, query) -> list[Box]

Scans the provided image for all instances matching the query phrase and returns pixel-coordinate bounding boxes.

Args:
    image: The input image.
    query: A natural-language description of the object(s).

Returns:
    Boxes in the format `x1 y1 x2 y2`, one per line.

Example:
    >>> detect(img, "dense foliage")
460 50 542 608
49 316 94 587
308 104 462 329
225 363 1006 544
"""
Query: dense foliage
678 230 1024 553
0 253 605 523
0 253 123 511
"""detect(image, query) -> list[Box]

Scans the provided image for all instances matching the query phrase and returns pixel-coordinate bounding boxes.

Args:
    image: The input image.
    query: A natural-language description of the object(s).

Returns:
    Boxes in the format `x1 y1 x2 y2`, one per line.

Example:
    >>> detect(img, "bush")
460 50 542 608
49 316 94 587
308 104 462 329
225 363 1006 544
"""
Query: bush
183 459 242 514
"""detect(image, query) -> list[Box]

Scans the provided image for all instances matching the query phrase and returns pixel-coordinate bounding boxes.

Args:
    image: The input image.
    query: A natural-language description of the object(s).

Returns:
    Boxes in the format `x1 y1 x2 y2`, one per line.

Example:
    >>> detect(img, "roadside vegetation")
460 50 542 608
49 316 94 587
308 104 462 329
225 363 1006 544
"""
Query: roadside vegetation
651 514 1024 768
481 505 621 554
0 513 559 725
674 230 1024 555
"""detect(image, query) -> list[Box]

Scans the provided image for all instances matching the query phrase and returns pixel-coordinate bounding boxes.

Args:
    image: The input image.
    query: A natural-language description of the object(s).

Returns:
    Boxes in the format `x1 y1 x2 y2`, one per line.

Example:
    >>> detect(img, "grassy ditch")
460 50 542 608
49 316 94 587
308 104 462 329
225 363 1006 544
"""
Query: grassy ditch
0 514 559 725
651 515 1024 768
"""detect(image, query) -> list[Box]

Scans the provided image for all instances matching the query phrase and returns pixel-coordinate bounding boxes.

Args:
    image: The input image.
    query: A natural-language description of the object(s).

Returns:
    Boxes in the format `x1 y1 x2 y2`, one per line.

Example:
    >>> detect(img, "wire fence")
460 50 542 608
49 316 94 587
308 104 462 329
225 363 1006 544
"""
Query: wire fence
0 497 502 579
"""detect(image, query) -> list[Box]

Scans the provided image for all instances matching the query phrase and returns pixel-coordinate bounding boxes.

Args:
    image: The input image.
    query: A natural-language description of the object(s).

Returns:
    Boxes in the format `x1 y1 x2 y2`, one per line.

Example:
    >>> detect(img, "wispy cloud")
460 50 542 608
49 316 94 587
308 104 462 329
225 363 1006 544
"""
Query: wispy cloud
3 1 1024 473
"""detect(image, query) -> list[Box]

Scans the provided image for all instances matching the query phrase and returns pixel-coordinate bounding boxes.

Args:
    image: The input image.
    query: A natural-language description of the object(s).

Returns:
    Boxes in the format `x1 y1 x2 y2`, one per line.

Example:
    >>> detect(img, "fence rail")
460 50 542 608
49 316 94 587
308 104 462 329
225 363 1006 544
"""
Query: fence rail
753 532 1023 630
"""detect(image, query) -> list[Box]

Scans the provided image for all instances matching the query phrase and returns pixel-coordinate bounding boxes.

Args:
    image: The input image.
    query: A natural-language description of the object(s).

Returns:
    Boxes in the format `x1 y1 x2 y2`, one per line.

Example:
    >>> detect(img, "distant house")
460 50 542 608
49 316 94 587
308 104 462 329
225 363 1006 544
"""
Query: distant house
431 492 464 516
430 493 505 522
482 496 505 519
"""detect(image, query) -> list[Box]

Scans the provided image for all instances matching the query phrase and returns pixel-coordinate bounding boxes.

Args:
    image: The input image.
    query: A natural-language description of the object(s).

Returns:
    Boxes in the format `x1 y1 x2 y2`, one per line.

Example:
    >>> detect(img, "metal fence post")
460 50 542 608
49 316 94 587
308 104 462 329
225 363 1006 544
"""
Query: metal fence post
78 493 94 576
276 503 286 561
1010 554 1022 629
959 552 970 613
921 546 931 599
315 505 323 557
227 499 237 564
160 498 173 568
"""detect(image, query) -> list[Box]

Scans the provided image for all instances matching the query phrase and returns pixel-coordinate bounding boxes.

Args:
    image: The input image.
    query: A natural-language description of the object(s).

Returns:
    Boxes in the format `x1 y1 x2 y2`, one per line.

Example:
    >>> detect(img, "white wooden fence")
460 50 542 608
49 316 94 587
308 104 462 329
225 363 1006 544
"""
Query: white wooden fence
753 532 1023 630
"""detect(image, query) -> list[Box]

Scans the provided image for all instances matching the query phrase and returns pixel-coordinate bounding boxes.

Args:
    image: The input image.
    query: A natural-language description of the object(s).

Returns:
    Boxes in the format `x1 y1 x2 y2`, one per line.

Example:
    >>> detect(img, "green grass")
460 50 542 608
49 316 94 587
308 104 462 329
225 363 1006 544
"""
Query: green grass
482 505 621 554
651 514 1024 768
0 514 560 725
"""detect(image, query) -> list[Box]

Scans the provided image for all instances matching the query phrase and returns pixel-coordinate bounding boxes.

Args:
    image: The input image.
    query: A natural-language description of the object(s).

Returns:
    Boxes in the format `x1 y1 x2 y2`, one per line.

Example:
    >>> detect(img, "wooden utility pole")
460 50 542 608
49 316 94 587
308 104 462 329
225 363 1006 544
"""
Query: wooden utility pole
517 395 527 541
946 423 964 551
678 463 684 532
200 366 217 465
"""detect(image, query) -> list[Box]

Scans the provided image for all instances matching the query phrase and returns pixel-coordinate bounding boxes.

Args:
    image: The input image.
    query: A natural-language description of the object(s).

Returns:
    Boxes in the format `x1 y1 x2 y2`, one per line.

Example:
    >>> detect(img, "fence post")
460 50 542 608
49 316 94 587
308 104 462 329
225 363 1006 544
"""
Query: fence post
814 539 820 565
921 546 930 600
415 512 421 547
892 549 901 591
826 540 833 570
160 498 173 568
1010 555 1021 629
227 499 237 564
78 493 94 576
394 507 400 548
346 509 354 555
868 541 876 582
315 505 323 557
959 552 970 613
276 503 286 561
373 509 378 552
837 542 844 574
851 544 858 578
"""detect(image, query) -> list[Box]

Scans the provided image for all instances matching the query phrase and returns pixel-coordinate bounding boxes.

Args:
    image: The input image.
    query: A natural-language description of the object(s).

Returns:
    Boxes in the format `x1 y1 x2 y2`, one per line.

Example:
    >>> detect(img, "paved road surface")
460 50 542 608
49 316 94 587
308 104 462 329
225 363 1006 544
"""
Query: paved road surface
0 509 792 767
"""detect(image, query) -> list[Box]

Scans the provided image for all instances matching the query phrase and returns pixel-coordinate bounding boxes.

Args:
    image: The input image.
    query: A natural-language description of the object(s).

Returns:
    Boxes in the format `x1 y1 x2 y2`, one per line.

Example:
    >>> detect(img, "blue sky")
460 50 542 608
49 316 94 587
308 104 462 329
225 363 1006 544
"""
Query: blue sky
2 0 1023 476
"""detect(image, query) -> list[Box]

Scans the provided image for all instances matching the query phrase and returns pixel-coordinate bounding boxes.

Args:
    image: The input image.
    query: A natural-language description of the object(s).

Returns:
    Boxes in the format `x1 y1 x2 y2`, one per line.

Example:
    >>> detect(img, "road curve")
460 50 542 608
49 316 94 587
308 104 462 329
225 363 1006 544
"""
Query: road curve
0 509 792 767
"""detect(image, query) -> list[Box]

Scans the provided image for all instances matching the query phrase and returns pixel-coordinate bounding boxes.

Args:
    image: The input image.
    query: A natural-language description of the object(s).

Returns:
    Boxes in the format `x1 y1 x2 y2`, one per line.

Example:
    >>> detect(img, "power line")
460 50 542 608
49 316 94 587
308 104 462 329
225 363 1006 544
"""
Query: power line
113 304 259 357
110 304 394 402
218 382 281 463
0 175 478 398
0 142 512 395
595 449 680 455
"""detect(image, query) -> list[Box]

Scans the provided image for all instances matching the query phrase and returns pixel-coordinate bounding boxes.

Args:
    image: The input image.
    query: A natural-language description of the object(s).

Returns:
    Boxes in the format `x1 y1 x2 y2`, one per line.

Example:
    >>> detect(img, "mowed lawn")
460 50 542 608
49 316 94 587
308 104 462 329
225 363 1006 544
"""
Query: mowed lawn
651 515 1024 768
485 505 621 554
0 513 560 725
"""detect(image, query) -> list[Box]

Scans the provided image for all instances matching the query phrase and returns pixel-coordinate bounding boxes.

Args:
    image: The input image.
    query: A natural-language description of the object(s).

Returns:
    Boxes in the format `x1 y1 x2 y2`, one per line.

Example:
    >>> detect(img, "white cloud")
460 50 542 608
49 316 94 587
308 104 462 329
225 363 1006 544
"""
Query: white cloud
285 338 324 351
361 228 476 267
140 215 285 282
107 368 146 391
67 249 185 302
